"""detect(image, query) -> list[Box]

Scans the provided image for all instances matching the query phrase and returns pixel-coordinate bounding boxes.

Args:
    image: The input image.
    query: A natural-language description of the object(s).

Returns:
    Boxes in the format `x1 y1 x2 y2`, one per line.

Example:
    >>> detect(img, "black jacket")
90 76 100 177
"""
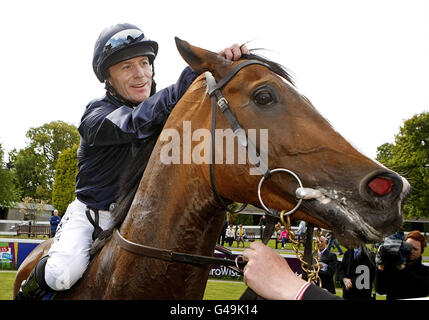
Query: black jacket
337 248 376 299
318 249 338 294
75 67 198 210
375 256 429 300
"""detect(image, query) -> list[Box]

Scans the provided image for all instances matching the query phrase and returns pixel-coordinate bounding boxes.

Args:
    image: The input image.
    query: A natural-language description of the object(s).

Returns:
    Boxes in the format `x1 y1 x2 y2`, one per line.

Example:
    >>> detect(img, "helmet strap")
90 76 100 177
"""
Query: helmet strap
105 80 136 107
150 63 157 96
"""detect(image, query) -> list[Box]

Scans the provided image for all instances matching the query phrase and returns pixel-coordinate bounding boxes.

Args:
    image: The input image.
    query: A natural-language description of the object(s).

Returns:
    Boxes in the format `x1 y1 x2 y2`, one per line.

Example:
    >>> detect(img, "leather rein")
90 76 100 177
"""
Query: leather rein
113 229 242 269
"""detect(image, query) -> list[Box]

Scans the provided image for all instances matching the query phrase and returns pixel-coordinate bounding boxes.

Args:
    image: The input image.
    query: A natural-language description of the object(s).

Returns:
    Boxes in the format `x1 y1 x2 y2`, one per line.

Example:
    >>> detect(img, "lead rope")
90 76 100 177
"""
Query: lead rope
280 211 323 287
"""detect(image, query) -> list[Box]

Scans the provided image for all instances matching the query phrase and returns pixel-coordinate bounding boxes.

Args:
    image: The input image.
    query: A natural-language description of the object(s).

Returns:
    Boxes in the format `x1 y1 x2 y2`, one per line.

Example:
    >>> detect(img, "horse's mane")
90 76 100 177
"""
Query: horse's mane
90 135 158 253
110 135 159 229
106 53 294 232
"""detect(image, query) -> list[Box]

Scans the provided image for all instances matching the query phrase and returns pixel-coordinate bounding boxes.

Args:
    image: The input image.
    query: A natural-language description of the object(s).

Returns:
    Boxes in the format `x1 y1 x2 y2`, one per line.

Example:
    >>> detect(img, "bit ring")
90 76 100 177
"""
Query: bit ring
257 168 303 217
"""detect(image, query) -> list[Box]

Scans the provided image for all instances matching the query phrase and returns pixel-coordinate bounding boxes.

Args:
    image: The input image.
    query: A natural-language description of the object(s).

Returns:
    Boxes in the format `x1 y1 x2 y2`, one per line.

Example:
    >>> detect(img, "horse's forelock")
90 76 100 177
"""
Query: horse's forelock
242 52 295 86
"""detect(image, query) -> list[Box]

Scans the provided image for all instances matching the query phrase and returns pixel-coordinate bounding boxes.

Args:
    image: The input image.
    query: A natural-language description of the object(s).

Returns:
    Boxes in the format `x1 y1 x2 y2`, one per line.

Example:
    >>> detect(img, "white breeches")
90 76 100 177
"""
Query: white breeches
44 199 112 291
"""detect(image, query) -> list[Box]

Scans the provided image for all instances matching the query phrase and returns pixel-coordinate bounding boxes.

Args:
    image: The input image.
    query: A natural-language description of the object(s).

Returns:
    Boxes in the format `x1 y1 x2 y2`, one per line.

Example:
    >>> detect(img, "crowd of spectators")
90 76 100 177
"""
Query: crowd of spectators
218 219 428 300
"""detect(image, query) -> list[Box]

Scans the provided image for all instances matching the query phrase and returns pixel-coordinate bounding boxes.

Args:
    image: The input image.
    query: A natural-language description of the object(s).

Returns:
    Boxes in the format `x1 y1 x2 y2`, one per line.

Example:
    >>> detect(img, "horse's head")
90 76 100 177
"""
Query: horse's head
172 38 410 248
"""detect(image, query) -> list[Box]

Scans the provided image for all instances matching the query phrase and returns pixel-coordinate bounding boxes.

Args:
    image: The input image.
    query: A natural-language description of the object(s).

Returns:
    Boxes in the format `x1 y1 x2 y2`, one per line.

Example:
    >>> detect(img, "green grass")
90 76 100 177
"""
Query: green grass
0 272 246 300
0 272 247 300
0 234 49 240
0 272 16 300
203 280 247 300
1 271 386 300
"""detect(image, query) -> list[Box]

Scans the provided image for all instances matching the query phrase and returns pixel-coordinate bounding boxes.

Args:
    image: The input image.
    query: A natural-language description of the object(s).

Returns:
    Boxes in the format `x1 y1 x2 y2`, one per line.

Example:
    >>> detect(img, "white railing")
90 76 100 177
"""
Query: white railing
236 225 299 239
0 219 50 236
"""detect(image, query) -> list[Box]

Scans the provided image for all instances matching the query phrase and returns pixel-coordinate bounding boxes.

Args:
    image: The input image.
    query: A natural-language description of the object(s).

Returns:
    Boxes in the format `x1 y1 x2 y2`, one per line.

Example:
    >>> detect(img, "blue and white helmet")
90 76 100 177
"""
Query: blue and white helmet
93 23 158 83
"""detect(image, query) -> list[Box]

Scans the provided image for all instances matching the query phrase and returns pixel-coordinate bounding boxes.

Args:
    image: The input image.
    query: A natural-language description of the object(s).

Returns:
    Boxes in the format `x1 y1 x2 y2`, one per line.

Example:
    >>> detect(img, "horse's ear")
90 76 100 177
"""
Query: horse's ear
175 37 230 79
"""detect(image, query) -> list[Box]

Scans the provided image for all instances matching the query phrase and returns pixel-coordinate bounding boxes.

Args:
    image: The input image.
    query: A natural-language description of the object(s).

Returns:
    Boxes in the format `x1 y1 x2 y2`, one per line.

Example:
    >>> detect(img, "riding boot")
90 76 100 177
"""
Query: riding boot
15 255 53 300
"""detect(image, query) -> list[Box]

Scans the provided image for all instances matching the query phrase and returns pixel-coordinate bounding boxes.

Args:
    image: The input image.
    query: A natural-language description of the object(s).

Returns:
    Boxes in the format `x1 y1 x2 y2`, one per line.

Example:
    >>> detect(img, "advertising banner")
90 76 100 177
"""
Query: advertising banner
209 252 302 279
0 241 39 270
0 242 17 270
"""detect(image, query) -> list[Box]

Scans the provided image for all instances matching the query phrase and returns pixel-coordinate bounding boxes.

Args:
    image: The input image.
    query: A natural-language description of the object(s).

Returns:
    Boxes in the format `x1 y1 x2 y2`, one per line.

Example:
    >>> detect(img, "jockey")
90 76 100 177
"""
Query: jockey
16 23 249 299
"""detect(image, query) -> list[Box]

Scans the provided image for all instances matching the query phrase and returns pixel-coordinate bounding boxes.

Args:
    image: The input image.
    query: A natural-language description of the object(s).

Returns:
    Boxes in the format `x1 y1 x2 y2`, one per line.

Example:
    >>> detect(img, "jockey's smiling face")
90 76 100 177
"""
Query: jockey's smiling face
108 56 153 104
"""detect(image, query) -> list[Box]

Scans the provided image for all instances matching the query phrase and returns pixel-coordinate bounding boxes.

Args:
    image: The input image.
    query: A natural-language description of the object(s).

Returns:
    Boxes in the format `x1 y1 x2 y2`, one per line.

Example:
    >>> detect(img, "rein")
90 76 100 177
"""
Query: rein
113 229 243 270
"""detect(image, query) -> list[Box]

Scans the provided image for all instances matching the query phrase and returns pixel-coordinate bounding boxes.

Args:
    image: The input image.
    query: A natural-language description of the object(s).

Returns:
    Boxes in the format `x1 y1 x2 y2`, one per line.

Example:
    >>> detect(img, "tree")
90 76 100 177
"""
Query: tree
0 144 20 207
375 142 394 165
11 121 79 202
52 145 78 214
19 197 47 224
11 147 50 200
26 121 80 165
26 120 79 180
376 111 429 219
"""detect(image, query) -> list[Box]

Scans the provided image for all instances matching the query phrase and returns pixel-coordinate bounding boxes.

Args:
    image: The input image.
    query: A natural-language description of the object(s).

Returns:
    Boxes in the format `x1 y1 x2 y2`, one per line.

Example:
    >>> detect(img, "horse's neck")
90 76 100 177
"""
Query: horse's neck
72 160 224 299
120 136 224 256
120 81 224 252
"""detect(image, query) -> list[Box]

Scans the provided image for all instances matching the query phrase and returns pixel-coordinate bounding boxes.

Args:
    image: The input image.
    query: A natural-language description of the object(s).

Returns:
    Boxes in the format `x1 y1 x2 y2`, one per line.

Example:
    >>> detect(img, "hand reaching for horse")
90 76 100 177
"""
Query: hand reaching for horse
242 242 307 300
218 43 250 61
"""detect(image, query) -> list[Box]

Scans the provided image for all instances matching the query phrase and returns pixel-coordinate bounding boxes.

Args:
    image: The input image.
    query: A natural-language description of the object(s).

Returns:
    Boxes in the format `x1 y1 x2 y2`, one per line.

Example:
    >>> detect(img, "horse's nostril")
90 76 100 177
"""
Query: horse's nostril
359 170 404 209
368 177 394 196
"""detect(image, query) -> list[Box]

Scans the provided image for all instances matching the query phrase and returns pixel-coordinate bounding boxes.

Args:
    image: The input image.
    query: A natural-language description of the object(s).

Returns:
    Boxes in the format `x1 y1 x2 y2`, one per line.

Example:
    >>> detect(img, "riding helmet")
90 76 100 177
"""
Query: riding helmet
92 23 159 83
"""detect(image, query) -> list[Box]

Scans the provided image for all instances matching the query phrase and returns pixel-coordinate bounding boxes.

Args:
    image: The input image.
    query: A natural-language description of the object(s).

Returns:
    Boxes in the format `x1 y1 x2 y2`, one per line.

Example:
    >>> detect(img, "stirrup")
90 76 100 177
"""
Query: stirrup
15 256 54 300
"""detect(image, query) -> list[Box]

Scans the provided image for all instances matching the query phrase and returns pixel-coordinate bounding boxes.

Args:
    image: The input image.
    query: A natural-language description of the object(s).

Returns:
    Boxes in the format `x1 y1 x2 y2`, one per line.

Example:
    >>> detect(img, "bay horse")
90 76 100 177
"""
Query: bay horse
14 38 410 299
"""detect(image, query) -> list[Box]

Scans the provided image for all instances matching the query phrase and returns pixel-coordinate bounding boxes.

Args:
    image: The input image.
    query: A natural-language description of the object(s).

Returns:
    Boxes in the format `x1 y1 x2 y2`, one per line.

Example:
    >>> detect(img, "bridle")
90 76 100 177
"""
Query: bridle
113 59 319 271
205 60 307 217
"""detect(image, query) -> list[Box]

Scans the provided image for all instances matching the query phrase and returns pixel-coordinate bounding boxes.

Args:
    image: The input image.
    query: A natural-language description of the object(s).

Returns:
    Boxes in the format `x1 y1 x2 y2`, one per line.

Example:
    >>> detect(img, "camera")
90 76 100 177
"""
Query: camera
376 238 413 267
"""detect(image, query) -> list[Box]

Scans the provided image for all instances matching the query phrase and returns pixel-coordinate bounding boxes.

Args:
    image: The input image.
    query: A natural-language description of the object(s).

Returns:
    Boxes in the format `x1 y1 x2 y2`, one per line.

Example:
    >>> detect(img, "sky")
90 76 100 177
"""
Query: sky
0 0 428 161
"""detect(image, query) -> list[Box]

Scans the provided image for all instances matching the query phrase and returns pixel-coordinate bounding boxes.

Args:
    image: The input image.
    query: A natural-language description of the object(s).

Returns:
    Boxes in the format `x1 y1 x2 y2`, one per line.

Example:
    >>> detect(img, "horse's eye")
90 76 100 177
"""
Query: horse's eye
253 89 275 106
